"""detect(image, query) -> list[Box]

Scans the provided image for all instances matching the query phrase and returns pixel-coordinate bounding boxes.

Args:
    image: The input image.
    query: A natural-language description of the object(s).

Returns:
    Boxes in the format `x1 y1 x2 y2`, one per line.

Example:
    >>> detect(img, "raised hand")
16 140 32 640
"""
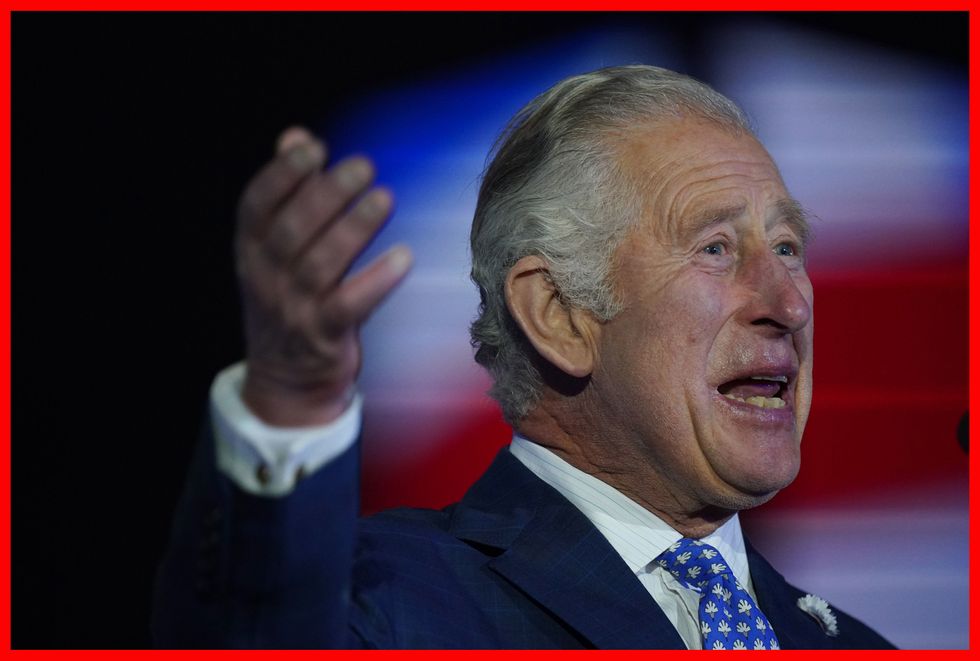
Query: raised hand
235 127 412 426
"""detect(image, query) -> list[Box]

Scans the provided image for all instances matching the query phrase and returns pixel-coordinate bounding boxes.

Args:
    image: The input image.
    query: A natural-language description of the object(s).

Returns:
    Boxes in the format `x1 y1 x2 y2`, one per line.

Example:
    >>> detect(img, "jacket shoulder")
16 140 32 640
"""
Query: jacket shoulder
348 504 511 648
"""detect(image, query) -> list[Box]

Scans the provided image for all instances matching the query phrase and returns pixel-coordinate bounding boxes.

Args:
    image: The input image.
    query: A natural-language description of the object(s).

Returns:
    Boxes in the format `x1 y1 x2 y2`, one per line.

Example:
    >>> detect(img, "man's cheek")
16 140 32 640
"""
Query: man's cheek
672 288 726 346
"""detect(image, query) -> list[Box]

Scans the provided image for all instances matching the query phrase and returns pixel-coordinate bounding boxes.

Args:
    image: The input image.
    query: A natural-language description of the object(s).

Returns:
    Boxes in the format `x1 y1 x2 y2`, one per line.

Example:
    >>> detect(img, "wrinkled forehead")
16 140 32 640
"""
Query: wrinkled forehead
611 116 781 188
609 117 794 233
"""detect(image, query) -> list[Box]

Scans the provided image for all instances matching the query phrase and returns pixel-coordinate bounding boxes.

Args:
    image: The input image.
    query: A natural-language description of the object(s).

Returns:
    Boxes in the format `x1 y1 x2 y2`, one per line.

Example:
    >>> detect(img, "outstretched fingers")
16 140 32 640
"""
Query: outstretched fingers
235 126 414 424
237 127 327 236
290 185 394 297
321 244 414 332
262 155 376 266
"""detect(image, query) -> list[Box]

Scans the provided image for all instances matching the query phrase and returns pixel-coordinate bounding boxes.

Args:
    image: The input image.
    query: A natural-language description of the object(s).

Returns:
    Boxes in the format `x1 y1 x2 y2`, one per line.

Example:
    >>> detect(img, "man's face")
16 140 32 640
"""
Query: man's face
589 117 813 519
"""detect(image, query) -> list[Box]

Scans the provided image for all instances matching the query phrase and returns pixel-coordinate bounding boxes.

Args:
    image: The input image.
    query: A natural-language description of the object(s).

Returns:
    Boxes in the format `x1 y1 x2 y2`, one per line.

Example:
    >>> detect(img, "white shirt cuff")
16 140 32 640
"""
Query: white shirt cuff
209 362 362 497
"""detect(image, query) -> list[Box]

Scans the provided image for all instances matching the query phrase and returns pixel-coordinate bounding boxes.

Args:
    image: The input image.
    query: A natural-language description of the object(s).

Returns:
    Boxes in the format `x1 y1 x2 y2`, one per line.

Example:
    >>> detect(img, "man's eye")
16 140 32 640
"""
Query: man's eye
774 243 797 257
702 243 726 256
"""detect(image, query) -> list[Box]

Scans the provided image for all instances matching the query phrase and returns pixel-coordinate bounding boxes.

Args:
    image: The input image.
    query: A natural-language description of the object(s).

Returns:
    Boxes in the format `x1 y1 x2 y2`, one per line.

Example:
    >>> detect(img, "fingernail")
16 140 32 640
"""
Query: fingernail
387 245 413 274
287 143 322 171
365 188 393 215
276 126 314 152
338 158 373 190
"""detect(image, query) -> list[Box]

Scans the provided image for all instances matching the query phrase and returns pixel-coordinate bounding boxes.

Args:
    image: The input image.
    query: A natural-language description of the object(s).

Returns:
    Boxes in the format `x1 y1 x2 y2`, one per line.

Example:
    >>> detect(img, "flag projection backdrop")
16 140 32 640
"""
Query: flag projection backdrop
323 17 968 650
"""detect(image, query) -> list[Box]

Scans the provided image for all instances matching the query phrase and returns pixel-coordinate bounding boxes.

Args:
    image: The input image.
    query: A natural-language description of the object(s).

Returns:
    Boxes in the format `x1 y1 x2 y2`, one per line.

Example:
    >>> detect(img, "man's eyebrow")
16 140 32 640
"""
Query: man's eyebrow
774 198 812 247
681 203 747 239
679 199 812 247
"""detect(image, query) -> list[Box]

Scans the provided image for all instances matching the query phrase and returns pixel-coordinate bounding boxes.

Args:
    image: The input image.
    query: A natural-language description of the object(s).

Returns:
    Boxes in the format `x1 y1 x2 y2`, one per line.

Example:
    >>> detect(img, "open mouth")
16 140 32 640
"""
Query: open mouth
717 375 789 409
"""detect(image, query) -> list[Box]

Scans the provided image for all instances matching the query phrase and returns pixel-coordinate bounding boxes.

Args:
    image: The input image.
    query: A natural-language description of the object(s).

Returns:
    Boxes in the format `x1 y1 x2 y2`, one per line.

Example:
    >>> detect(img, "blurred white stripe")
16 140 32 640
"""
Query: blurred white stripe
746 495 969 649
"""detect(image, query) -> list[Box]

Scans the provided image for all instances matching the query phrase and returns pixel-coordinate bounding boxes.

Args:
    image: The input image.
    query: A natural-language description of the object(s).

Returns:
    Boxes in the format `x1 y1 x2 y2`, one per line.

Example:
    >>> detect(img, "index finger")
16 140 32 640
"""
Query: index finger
237 127 328 236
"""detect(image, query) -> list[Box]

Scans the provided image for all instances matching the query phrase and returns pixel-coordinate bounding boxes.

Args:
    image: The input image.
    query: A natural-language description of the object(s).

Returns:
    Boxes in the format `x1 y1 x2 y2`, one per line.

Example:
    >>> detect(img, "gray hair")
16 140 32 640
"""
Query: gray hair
469 65 752 424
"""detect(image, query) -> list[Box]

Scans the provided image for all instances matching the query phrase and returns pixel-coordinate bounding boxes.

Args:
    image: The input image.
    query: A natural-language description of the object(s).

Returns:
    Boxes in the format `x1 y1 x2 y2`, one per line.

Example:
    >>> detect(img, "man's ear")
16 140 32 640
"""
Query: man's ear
505 255 598 378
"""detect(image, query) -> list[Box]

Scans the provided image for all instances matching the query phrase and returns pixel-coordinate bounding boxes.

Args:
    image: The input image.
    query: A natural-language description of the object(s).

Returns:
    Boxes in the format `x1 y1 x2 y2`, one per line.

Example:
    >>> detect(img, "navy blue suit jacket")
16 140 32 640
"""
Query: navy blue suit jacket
152 425 894 649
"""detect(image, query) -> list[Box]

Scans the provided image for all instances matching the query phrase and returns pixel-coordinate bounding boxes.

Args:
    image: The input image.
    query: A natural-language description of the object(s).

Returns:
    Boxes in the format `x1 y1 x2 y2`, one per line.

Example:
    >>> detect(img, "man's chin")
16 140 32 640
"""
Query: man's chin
738 487 782 509
711 458 800 511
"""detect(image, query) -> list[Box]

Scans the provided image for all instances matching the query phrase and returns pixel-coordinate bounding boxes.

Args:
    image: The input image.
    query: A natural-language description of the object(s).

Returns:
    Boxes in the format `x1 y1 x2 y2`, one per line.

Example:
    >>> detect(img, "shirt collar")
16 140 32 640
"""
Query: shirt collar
509 435 751 587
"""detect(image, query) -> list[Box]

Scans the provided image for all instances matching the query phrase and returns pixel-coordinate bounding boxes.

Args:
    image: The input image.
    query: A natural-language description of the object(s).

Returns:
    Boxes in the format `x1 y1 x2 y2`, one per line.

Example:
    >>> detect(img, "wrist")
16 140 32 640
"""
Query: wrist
242 367 356 427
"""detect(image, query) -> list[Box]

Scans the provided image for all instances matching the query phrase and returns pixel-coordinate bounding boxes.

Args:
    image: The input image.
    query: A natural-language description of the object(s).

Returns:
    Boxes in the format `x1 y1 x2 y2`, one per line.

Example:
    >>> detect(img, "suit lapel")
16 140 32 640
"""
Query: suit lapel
450 449 685 650
746 539 833 649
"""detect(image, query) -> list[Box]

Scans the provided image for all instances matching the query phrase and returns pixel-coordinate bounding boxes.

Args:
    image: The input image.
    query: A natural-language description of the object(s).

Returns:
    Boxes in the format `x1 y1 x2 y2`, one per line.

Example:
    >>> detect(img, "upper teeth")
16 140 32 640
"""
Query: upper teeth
750 375 788 383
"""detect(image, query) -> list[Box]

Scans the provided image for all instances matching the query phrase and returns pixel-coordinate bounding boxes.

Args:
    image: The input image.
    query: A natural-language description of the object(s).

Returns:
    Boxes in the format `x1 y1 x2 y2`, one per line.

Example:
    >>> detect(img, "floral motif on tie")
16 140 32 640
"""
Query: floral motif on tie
656 538 780 651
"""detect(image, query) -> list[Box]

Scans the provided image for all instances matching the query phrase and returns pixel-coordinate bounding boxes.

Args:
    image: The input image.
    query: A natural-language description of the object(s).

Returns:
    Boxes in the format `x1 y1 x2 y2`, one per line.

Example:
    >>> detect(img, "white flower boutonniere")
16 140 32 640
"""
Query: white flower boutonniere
797 594 839 637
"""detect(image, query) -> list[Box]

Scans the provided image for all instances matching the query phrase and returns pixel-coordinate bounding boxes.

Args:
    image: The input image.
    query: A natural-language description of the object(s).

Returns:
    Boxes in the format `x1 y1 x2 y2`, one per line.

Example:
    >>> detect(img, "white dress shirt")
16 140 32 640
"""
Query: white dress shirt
210 362 362 496
509 435 757 649
209 361 759 648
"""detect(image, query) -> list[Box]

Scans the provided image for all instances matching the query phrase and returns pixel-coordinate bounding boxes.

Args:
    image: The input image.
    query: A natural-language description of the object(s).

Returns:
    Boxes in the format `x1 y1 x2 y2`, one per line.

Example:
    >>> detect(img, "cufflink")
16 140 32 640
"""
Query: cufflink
255 463 271 486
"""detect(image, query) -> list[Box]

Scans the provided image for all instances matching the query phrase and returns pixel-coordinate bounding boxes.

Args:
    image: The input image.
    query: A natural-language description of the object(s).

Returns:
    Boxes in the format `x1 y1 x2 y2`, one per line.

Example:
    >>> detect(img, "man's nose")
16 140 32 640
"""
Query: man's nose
737 248 812 334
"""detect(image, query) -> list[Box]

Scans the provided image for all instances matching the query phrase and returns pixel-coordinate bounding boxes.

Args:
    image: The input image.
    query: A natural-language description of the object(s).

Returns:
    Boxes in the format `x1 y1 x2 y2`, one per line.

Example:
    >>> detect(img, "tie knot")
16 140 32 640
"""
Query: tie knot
655 538 734 592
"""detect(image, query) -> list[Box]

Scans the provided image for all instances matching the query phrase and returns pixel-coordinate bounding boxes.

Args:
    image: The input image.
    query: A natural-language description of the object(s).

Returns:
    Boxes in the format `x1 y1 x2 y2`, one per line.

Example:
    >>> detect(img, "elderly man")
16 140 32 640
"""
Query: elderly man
153 65 894 649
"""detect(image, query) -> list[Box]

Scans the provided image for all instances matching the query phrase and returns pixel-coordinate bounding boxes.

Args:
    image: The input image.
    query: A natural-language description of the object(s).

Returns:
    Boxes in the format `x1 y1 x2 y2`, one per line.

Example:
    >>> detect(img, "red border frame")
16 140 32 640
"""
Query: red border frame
969 7 977 656
0 3 973 8
2 6 10 655
0 7 973 657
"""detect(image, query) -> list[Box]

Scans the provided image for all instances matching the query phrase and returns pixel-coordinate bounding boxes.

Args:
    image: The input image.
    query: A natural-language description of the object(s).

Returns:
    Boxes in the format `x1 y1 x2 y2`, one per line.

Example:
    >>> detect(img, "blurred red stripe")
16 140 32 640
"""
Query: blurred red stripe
359 260 968 516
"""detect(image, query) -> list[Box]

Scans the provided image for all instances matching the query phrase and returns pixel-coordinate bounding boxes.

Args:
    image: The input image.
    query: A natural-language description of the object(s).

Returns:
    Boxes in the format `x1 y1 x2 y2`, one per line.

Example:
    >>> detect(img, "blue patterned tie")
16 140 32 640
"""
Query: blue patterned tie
656 538 780 650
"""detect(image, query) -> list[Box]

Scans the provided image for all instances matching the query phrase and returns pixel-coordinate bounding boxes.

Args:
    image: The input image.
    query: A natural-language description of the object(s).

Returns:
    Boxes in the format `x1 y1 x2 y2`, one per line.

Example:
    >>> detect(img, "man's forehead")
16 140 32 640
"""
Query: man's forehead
615 115 757 161
610 118 801 225
615 119 780 192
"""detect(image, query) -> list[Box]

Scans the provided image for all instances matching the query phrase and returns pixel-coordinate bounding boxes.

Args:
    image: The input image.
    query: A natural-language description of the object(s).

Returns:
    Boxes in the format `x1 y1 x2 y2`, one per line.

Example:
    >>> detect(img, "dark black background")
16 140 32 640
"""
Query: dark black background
12 12 967 648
